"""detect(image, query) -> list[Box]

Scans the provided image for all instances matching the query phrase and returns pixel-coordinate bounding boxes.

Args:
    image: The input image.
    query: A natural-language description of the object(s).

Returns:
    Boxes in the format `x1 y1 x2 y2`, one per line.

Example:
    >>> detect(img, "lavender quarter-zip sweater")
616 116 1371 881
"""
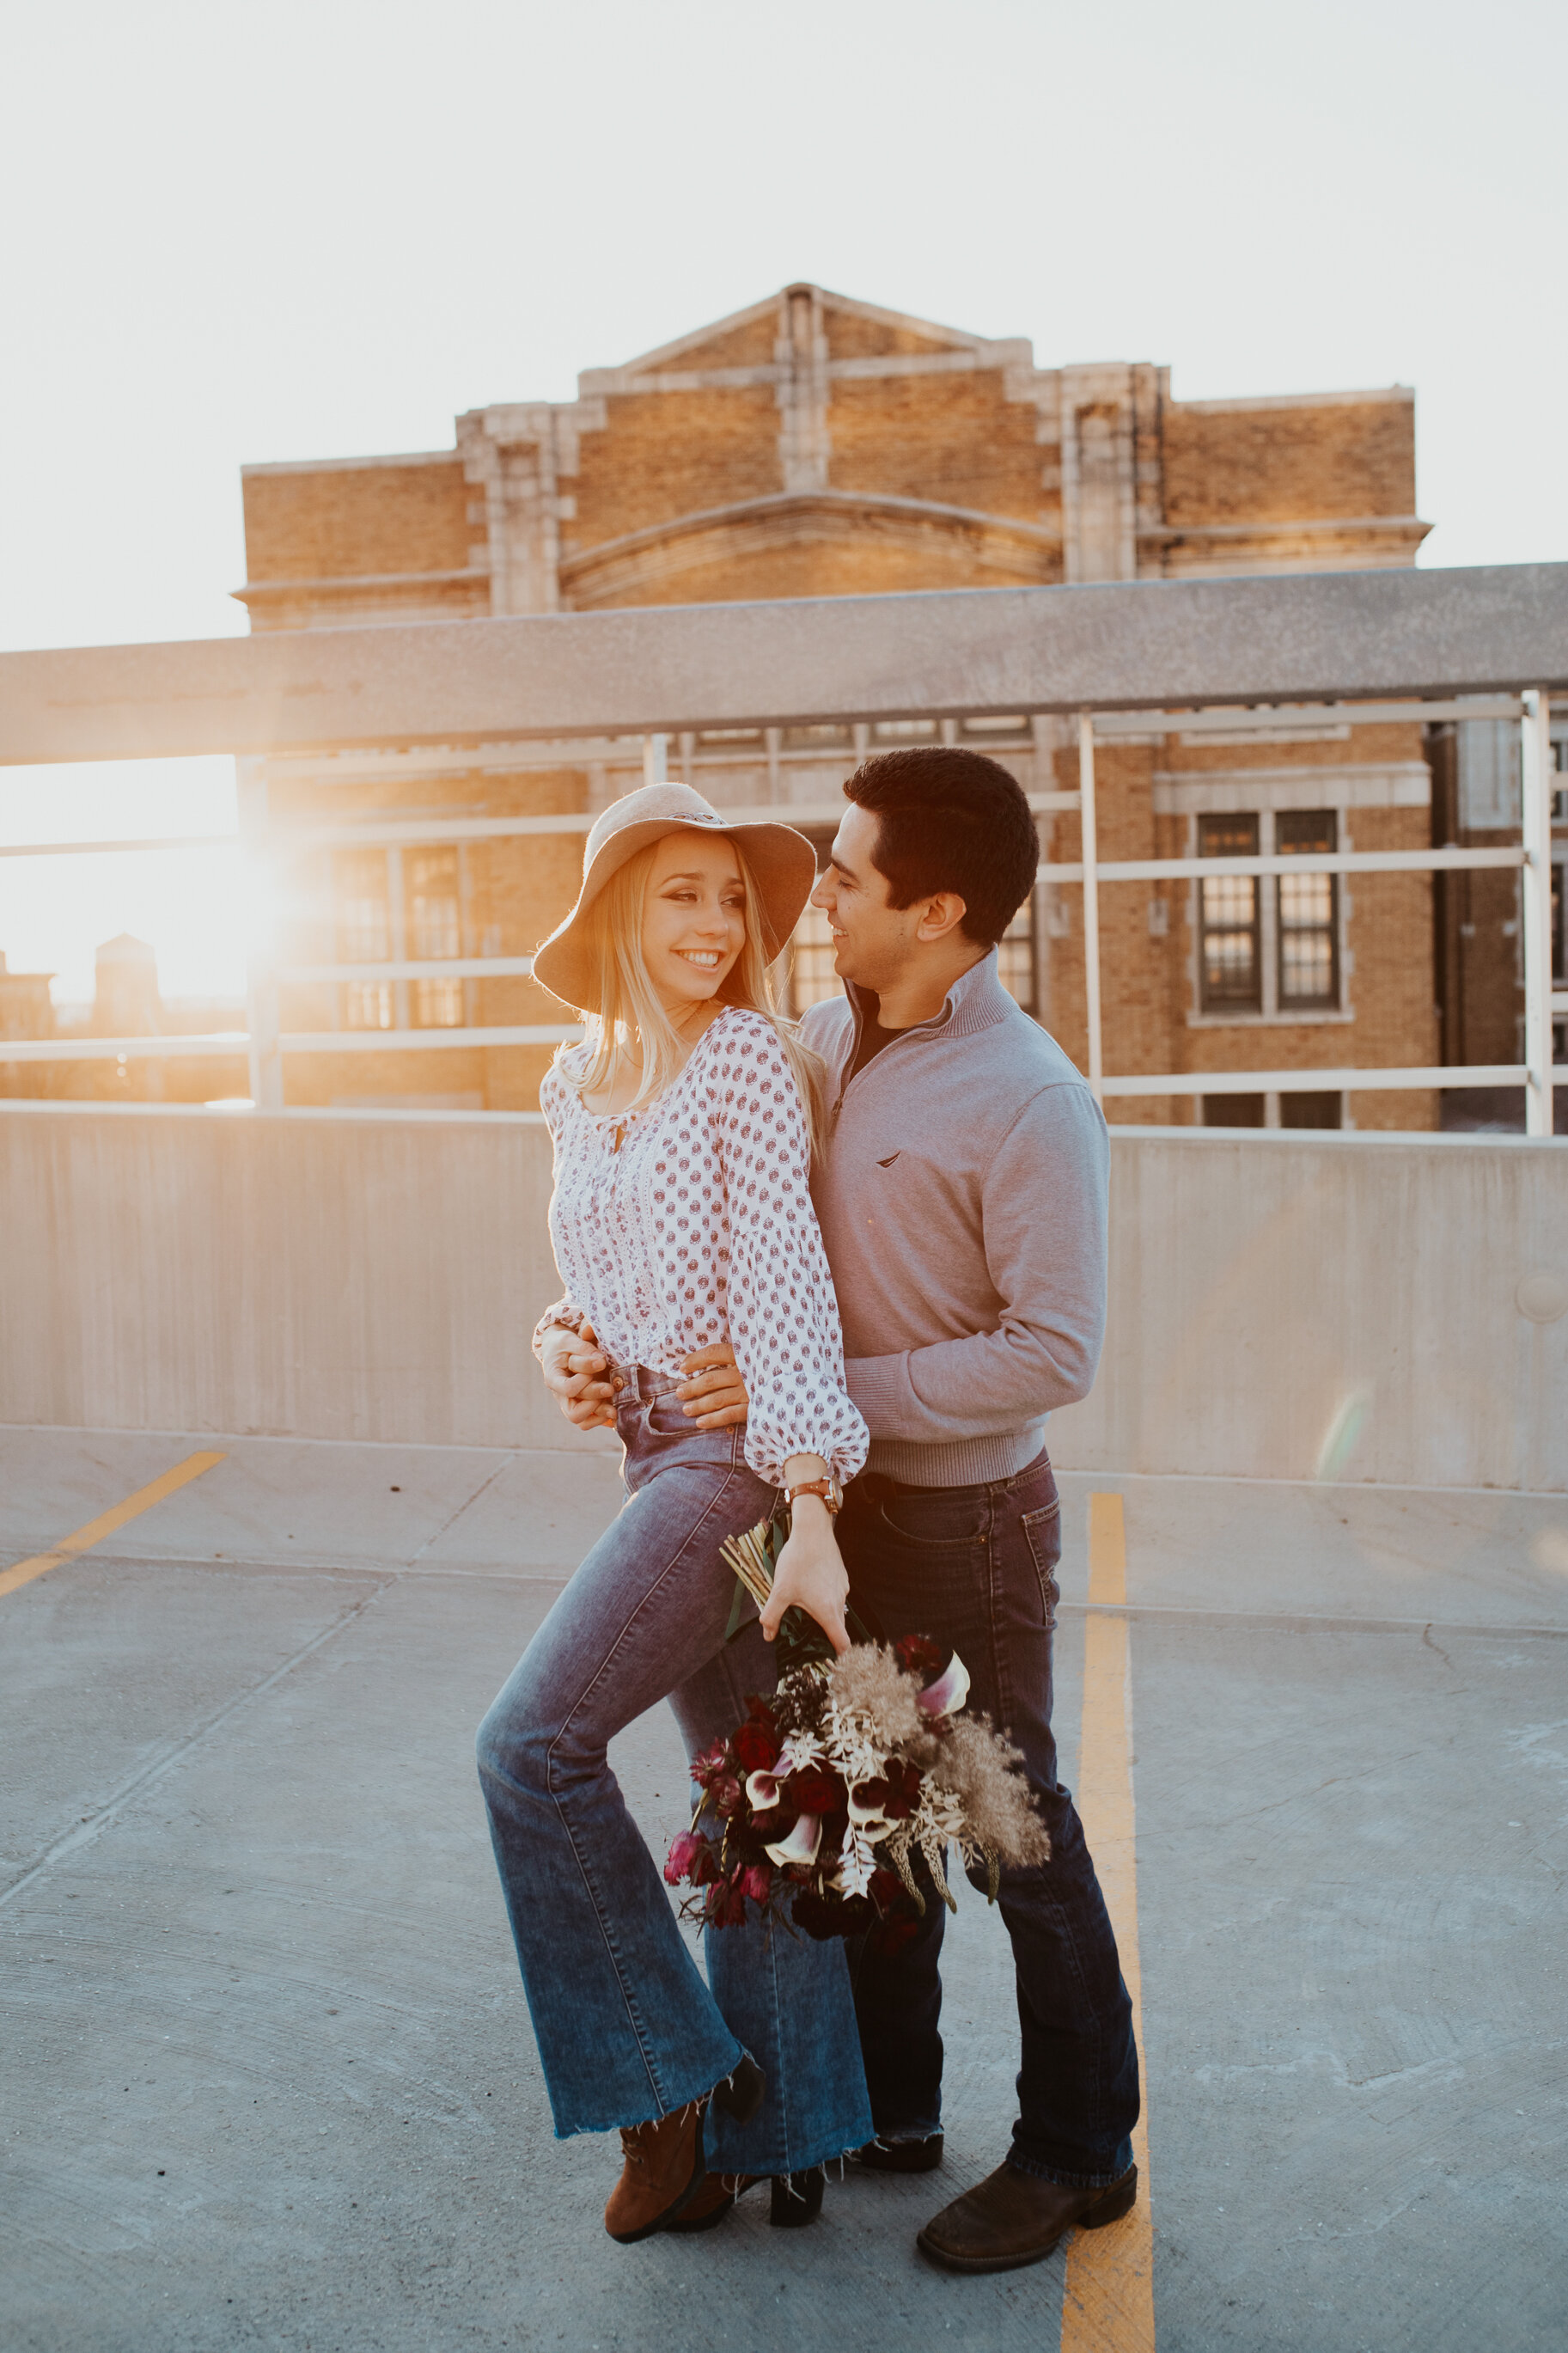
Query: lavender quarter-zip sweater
802 949 1109 1488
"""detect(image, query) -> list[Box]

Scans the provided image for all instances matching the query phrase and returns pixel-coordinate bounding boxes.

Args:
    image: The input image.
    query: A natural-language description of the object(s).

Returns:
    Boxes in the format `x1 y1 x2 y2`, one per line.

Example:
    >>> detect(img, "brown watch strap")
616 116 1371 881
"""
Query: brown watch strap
785 1477 841 1516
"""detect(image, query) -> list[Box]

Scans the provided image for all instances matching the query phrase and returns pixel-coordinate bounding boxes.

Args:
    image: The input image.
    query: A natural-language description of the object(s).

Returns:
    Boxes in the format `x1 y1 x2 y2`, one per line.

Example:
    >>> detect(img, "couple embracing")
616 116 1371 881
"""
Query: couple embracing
475 747 1139 2273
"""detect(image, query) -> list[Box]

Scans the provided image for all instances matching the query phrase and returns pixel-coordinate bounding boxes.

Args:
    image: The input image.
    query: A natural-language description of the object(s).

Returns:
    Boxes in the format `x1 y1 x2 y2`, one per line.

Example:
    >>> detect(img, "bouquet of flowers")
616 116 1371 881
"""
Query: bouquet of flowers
664 1515 1049 1951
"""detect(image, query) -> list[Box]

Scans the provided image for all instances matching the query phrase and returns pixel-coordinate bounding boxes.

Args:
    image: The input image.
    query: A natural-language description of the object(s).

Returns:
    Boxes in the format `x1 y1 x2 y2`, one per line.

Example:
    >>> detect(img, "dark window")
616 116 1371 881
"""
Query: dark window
1198 814 1260 1011
1280 1091 1343 1129
1276 811 1339 1009
1202 1094 1266 1126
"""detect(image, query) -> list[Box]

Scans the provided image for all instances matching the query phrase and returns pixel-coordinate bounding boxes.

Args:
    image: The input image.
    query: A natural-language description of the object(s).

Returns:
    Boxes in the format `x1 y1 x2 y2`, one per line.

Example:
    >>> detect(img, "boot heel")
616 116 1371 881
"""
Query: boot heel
711 2052 766 2127
769 2166 825 2228
1081 2166 1138 2228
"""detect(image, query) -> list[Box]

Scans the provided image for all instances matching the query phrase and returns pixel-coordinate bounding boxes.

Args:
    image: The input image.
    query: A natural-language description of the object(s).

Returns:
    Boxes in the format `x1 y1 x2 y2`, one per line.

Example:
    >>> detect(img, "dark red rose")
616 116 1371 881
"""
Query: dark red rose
783 1766 844 1814
894 1634 946 1680
882 1758 924 1819
868 1867 905 1910
733 1718 782 1774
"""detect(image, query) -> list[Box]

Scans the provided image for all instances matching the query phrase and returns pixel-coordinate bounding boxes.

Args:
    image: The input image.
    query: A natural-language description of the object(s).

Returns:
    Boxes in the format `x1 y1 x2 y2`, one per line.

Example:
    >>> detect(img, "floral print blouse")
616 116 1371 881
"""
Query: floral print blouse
534 1008 868 1488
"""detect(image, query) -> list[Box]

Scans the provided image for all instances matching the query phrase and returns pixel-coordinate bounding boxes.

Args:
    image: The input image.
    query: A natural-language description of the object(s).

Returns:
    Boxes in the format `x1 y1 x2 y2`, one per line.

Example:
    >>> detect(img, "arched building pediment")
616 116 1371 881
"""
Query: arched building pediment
559 490 1064 609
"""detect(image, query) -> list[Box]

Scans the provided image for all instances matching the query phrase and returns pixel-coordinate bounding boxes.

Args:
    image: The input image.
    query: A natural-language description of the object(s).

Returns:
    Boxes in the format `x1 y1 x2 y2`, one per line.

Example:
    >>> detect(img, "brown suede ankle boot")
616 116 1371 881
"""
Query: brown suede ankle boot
666 2170 758 2233
603 2104 706 2243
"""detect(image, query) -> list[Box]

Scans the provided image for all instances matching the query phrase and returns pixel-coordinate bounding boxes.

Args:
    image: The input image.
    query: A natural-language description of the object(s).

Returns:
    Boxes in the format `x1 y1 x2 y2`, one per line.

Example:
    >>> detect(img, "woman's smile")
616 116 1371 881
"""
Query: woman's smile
642 833 747 1011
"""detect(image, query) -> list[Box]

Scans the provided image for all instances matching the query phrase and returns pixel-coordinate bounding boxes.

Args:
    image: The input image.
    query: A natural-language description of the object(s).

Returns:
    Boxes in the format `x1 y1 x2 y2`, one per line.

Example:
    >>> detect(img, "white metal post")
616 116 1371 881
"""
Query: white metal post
237 760 283 1111
1521 689 1553 1137
1078 713 1104 1101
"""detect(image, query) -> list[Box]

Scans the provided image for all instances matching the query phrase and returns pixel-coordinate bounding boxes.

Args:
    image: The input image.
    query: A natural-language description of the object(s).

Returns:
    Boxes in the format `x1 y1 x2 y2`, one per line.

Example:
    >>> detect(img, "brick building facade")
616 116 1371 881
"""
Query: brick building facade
237 283 1443 1125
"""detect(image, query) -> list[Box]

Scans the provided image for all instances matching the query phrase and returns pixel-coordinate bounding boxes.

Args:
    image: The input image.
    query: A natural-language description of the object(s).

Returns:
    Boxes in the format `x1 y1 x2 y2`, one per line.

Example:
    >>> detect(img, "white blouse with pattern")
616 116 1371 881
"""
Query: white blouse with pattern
535 1008 868 1489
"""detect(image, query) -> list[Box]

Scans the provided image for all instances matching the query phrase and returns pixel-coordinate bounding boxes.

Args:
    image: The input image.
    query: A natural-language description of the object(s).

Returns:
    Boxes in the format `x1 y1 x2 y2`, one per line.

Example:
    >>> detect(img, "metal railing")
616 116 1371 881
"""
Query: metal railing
2 673 1563 1131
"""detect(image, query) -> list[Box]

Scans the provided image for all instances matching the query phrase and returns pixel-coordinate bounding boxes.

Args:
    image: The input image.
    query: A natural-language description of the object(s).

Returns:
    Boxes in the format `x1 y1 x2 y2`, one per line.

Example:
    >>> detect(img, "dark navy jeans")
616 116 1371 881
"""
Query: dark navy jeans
839 1448 1139 2188
476 1367 872 2173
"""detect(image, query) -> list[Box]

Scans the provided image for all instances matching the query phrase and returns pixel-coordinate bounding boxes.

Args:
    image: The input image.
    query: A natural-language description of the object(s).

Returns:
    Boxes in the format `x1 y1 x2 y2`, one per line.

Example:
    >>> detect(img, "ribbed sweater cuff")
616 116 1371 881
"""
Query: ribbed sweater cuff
842 1351 915 1433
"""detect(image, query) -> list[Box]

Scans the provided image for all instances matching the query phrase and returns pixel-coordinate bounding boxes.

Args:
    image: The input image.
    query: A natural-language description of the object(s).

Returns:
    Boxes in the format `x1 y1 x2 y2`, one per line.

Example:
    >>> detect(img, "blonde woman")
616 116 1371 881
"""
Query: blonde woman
476 784 872 2245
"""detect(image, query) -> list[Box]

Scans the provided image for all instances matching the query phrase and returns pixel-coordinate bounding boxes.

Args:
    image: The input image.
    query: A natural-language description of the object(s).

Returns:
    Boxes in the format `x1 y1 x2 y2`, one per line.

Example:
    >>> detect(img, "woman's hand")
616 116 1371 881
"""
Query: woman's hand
676 1342 750 1429
538 1321 619 1431
760 1496 850 1656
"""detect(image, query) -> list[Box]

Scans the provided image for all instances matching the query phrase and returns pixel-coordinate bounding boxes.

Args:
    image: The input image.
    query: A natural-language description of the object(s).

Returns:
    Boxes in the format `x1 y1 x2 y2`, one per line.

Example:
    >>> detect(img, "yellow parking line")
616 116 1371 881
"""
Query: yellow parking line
1061 1492 1155 2352
0 1452 227 1598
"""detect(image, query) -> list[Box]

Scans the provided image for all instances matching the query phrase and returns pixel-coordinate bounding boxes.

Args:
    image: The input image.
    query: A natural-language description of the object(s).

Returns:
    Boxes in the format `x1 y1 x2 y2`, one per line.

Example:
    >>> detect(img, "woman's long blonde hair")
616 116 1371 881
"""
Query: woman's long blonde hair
555 835 827 1155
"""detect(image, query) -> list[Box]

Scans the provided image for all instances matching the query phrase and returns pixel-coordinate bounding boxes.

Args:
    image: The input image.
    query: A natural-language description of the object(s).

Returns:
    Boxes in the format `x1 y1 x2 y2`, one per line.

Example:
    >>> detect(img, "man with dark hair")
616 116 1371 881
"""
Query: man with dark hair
541 744 1139 2274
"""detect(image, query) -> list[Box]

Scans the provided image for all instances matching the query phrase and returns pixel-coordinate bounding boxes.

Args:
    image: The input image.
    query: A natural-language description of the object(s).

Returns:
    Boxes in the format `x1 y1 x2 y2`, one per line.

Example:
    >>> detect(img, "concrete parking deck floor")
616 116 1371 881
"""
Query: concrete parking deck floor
3 1428 1565 2353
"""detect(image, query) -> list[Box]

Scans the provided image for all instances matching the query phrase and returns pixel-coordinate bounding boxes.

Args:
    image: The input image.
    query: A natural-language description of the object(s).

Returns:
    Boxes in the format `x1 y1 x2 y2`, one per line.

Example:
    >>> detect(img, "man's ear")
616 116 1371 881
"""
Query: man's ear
913 891 968 944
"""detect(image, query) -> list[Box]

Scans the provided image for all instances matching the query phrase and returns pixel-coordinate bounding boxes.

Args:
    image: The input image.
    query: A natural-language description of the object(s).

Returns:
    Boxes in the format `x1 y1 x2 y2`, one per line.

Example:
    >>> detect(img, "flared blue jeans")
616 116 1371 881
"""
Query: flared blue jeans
476 1368 872 2172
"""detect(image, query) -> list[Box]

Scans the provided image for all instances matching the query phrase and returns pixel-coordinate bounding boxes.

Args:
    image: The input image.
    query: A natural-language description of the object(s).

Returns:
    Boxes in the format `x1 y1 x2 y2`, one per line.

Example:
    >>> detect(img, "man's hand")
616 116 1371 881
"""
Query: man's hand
677 1342 750 1429
538 1321 619 1432
760 1497 850 1655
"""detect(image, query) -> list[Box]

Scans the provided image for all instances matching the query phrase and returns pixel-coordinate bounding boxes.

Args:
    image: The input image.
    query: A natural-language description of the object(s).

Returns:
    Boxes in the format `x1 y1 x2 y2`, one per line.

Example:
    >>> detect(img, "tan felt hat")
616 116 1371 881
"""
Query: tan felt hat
531 782 820 1014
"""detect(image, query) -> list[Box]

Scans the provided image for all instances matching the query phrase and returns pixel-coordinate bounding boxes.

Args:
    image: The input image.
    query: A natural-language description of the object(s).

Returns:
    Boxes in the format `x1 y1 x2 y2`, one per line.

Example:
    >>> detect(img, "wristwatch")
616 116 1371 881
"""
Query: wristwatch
784 1476 844 1518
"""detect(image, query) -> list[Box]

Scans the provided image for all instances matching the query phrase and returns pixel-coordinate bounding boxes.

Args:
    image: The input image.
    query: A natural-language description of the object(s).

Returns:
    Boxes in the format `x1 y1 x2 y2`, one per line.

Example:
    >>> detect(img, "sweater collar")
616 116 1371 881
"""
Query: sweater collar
846 947 1009 1046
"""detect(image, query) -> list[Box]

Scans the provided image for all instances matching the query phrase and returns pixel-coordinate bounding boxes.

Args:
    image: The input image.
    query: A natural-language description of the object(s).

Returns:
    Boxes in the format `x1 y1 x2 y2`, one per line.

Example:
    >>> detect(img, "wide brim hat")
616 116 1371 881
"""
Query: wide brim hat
531 781 820 1014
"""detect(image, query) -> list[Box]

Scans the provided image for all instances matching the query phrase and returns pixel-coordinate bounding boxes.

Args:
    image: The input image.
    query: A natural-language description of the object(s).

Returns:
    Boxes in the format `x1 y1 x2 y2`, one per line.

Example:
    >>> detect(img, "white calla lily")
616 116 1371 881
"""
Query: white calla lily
764 1812 821 1867
917 1651 972 1718
745 1768 782 1811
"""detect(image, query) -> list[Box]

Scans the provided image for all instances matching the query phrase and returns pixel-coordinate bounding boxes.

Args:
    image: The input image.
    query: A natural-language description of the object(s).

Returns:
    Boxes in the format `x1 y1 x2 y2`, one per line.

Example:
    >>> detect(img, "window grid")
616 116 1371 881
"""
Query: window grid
1198 814 1260 1011
1276 810 1339 1010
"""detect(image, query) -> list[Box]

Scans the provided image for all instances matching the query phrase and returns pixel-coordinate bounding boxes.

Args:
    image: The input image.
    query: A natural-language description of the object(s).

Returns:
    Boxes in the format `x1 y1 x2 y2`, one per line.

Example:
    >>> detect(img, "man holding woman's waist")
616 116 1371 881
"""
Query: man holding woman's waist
490 746 1139 2275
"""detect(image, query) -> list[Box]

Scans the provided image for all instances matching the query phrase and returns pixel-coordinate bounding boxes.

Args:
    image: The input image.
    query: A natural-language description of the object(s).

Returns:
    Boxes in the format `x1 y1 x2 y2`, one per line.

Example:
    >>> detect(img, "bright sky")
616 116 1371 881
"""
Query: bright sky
3 0 1564 1001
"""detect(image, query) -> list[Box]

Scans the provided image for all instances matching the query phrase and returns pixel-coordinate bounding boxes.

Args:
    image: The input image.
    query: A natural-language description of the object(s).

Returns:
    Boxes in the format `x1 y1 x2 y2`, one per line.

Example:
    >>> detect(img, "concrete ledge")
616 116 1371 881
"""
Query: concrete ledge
3 1109 1564 1487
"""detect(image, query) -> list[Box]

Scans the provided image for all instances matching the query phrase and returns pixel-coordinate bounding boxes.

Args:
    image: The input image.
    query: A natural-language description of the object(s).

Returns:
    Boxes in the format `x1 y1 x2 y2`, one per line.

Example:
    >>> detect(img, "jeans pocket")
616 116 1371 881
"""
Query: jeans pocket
1021 1500 1062 1625
644 1390 695 1439
878 1493 988 1550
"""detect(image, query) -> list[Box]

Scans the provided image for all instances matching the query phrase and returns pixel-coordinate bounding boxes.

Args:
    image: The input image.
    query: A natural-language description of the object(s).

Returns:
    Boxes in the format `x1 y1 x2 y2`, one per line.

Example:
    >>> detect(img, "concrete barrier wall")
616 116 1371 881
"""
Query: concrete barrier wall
3 1107 1565 1489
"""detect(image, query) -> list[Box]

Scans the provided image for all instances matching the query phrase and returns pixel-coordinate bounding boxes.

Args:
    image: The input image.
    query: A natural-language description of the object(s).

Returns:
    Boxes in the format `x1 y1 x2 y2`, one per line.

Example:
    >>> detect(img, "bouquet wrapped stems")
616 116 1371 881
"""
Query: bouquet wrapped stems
720 1505 872 1670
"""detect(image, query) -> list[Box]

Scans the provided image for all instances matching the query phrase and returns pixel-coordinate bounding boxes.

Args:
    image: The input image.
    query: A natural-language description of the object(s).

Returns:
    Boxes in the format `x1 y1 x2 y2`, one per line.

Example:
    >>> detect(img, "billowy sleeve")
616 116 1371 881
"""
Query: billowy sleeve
532 1298 590 1360
533 1060 591 1360
705 1018 868 1489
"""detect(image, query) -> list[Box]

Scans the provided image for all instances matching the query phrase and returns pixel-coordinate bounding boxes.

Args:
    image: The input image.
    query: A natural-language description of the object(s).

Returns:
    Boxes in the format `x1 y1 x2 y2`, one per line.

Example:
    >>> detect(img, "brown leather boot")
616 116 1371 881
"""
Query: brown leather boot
917 2160 1138 2274
665 2170 755 2234
603 2104 706 2243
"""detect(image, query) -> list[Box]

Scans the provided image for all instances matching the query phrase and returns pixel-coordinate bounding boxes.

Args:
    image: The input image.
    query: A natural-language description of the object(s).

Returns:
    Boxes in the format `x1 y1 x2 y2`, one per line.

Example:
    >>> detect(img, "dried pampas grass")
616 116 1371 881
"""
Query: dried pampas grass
927 1714 1050 1870
826 1643 928 1751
